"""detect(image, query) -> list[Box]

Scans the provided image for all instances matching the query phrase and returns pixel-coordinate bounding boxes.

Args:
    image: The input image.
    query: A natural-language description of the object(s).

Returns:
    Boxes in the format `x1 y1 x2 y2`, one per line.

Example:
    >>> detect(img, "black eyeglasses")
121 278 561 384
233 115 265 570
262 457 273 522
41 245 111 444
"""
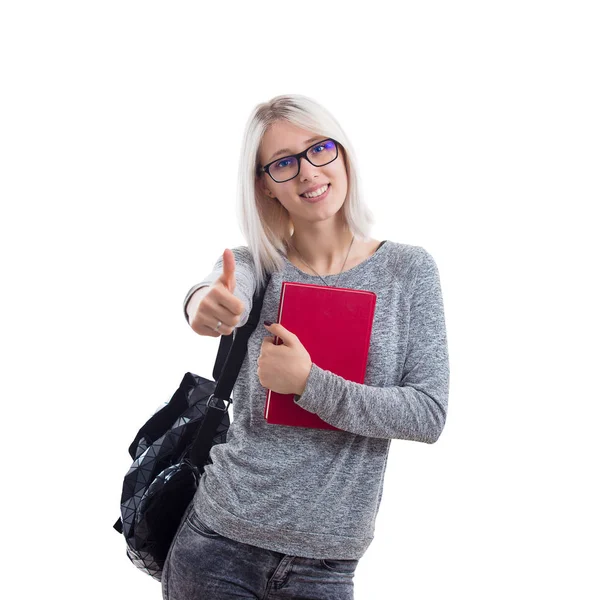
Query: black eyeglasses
258 138 340 183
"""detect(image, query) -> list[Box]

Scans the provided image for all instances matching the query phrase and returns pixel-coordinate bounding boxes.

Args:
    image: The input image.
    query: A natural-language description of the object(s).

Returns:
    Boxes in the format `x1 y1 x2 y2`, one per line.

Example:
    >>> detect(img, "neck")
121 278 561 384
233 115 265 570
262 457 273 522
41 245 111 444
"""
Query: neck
288 223 357 274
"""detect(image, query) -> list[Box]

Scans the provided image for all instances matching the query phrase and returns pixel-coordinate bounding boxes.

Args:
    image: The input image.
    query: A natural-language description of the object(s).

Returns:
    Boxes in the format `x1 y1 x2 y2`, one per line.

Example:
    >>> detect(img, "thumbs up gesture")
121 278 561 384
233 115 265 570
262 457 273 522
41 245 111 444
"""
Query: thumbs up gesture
189 249 246 337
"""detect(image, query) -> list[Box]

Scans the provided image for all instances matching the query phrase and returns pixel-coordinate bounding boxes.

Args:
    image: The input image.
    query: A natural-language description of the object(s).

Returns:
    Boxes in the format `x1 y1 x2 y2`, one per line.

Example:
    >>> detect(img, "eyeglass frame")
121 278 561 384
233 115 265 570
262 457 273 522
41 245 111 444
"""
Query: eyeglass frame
257 138 340 183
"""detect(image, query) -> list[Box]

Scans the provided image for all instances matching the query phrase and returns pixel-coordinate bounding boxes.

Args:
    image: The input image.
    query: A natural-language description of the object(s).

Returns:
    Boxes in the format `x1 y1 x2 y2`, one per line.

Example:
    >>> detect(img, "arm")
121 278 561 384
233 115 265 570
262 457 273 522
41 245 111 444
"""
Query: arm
293 248 450 443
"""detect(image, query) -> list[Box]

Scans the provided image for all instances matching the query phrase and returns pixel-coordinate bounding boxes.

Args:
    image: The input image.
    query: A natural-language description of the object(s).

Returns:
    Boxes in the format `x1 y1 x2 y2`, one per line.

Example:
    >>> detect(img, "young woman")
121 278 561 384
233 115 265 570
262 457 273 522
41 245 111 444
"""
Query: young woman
164 94 450 600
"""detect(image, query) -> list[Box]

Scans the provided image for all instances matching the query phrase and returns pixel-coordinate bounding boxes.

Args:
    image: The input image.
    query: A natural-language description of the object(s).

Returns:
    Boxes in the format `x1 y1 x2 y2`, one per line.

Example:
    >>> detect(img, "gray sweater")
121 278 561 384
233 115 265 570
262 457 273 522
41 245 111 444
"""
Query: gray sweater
182 240 450 559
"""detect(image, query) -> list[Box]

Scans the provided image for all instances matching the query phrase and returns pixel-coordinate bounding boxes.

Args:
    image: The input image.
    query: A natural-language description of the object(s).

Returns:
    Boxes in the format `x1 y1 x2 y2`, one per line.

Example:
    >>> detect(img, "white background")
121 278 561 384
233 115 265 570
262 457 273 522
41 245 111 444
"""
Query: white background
1 1 598 598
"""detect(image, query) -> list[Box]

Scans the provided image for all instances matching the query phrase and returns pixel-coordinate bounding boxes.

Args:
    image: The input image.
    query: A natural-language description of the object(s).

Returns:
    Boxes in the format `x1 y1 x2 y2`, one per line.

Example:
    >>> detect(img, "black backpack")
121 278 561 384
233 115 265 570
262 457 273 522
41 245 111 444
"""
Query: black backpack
113 274 270 581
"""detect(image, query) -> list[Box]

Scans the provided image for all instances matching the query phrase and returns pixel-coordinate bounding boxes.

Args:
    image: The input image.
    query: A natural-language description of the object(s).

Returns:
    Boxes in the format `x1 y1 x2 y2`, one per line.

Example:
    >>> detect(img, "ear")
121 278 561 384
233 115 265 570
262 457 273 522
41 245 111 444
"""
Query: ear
258 173 276 199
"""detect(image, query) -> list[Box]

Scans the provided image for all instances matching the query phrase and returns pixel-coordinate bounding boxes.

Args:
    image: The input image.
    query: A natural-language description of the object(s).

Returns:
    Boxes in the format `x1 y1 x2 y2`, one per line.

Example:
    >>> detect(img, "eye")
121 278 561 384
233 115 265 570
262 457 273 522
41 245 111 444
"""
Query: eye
275 158 292 169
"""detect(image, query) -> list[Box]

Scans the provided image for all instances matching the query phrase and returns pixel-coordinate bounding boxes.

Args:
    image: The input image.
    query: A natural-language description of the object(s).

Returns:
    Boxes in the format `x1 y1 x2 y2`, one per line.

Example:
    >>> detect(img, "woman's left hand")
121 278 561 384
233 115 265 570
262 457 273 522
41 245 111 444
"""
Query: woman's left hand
258 322 312 396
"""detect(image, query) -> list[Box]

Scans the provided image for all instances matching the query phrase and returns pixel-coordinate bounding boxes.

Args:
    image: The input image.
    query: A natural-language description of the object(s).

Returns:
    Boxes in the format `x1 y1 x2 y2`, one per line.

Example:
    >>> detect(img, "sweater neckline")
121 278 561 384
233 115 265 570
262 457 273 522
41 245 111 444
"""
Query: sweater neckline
279 240 389 280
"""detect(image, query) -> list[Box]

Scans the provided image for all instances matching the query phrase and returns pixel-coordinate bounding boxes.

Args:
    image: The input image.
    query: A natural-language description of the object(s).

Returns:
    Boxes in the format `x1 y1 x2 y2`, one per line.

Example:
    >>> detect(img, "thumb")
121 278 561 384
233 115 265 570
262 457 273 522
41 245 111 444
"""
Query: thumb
219 248 236 293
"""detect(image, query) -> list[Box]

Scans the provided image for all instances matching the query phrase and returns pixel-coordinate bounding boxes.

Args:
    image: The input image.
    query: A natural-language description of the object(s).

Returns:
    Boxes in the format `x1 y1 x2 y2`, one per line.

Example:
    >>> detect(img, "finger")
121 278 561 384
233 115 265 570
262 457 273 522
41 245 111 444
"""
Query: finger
197 324 224 337
219 248 236 293
263 322 293 344
209 282 244 316
199 296 242 329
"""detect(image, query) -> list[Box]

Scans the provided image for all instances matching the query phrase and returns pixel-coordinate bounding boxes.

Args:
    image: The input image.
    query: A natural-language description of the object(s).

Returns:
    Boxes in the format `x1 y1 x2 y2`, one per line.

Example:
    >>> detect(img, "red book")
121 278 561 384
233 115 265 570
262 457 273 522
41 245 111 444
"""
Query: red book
264 281 377 430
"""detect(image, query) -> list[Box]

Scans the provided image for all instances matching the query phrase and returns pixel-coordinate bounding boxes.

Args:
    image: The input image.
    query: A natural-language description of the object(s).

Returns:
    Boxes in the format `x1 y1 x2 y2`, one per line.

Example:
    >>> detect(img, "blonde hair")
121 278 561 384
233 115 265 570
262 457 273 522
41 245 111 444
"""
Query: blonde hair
236 93 376 289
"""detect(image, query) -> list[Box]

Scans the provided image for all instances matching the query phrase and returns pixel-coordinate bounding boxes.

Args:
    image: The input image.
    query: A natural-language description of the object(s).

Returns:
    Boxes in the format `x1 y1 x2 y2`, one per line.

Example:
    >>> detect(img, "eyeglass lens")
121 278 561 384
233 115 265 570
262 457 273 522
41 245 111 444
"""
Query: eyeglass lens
268 140 337 182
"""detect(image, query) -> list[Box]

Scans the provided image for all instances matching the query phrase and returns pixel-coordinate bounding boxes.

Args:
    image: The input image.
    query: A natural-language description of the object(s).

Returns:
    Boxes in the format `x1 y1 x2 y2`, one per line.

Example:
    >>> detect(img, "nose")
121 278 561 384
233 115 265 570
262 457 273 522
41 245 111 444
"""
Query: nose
298 155 321 181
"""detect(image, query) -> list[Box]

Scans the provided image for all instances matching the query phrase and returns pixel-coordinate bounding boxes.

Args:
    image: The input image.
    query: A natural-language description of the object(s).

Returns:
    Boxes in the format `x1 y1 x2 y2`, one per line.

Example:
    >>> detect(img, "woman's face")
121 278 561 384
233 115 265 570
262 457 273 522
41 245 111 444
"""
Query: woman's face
258 120 348 223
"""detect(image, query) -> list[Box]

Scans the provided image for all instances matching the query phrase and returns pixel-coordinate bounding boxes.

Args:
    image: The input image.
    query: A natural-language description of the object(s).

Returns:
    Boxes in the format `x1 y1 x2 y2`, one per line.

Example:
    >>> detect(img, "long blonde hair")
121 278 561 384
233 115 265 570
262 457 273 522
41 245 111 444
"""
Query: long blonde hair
236 93 376 289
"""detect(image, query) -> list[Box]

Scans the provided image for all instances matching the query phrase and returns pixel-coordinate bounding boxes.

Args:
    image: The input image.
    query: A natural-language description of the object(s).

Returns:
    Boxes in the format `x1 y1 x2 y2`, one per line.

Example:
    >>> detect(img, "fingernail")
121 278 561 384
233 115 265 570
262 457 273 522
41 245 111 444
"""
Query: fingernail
263 320 272 326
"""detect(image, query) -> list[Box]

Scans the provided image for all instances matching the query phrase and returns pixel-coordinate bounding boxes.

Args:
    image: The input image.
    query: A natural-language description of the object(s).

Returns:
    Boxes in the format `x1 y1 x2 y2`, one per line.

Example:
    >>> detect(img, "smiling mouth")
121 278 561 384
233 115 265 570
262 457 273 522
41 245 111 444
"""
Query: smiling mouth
300 183 331 201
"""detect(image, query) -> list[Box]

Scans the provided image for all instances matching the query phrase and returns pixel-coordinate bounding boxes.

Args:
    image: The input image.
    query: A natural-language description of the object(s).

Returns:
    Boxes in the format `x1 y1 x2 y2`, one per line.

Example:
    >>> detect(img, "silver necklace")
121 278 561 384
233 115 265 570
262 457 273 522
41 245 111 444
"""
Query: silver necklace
289 234 355 288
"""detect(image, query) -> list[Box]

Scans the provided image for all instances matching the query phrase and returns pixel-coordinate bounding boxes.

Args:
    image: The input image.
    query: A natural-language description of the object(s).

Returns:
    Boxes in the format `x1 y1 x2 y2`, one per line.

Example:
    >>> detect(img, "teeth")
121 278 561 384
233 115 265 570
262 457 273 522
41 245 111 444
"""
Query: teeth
301 184 328 198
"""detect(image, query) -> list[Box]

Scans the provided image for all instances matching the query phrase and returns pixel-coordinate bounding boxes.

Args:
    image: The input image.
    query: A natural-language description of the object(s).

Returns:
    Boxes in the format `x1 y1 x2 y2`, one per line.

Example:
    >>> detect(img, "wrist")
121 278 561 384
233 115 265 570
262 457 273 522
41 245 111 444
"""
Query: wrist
296 362 313 396
185 286 210 323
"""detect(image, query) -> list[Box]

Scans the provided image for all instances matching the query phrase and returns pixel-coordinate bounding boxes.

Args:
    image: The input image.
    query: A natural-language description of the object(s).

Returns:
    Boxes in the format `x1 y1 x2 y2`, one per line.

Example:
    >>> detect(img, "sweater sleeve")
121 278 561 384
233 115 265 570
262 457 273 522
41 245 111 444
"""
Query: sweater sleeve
293 247 450 443
182 246 257 327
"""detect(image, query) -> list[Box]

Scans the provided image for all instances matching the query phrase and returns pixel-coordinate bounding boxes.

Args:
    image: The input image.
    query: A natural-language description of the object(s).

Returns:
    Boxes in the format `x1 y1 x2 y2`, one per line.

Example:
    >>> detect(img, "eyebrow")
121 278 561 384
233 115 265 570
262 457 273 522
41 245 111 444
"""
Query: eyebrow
267 136 324 163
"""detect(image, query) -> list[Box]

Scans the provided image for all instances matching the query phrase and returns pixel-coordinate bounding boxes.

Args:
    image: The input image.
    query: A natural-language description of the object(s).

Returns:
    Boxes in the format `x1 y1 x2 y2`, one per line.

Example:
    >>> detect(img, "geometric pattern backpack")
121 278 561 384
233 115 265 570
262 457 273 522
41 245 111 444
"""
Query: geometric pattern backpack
112 273 271 581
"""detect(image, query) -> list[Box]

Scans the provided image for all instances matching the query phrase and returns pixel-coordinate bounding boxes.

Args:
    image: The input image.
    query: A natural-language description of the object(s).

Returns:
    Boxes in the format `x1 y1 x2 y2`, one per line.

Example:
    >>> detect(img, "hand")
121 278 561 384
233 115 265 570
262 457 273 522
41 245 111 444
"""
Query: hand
190 248 246 337
258 322 313 396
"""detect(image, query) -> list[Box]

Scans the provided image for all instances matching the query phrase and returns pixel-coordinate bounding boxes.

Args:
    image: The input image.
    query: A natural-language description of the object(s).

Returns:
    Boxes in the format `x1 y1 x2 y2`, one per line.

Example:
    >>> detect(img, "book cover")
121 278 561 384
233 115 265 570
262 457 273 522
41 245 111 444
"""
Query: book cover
264 281 377 430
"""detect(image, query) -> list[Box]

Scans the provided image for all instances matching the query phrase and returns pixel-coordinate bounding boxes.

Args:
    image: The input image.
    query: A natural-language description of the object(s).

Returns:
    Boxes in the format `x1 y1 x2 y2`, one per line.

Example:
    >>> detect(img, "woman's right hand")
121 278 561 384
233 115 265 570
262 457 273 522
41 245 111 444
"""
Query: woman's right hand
189 249 246 337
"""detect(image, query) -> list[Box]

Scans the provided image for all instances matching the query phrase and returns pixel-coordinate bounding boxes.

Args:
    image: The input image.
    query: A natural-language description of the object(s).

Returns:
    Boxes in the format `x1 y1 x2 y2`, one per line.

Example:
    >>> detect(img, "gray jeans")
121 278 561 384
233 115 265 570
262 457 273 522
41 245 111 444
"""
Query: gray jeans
162 503 359 600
